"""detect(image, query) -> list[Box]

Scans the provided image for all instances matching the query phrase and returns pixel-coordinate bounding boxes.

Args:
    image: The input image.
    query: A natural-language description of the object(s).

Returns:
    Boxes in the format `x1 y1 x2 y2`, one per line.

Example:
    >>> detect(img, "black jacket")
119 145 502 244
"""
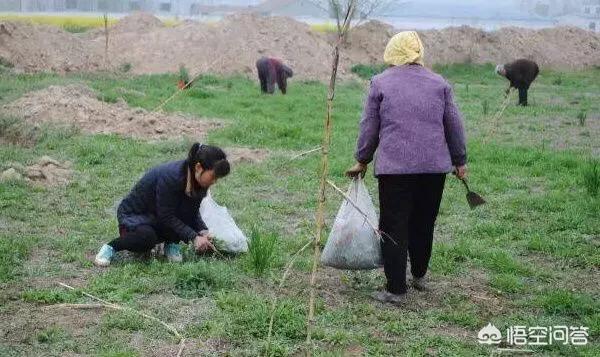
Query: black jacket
117 160 208 242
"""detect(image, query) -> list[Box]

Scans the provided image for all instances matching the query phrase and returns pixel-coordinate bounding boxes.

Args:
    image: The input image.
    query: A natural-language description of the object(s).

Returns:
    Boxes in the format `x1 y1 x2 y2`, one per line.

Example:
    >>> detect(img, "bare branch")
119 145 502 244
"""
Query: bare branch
307 0 398 23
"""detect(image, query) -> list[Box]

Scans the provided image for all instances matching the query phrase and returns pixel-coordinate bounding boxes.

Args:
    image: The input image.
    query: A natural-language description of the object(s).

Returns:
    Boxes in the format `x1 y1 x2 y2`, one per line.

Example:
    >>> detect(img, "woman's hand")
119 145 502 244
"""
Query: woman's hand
454 165 468 180
346 162 367 178
193 234 215 253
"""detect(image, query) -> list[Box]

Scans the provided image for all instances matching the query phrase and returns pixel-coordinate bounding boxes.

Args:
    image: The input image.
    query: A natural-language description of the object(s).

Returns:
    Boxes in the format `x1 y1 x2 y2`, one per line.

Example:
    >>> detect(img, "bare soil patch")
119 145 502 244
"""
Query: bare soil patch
225 147 269 165
0 301 105 344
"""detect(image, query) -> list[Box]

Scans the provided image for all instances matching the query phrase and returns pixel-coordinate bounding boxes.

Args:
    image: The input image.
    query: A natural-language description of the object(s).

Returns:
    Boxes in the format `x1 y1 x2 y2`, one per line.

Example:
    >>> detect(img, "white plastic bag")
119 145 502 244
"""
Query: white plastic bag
199 191 248 254
321 178 382 270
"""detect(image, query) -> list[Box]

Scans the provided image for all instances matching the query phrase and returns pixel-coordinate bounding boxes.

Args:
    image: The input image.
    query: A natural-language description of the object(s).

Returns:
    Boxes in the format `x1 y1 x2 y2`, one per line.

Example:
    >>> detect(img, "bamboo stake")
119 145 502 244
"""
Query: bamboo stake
483 87 514 144
58 282 186 357
306 1 357 352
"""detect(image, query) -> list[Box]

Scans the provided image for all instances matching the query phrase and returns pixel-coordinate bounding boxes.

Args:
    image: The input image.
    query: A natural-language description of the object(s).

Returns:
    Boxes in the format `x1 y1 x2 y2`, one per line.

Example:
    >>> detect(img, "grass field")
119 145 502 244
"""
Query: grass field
0 64 599 356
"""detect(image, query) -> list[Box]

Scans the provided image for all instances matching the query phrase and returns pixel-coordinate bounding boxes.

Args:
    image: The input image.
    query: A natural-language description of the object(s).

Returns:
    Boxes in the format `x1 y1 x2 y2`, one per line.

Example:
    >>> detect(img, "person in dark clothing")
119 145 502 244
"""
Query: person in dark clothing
346 31 467 304
256 57 293 94
94 143 231 267
496 59 540 106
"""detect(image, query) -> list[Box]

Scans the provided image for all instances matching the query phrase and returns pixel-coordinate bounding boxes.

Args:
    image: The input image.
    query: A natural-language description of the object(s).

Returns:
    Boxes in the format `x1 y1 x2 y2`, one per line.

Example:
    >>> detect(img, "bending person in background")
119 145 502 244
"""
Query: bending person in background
346 31 467 304
256 57 293 95
94 144 230 267
496 59 539 106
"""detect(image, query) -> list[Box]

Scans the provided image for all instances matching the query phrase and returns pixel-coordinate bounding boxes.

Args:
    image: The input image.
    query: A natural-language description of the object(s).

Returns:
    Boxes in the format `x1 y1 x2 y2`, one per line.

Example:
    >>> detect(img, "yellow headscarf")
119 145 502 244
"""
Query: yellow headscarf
383 31 425 66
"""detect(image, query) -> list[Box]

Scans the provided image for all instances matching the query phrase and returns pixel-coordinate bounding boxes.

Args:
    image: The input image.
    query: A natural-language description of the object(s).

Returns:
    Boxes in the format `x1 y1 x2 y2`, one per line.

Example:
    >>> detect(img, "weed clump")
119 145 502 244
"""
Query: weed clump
247 229 278 277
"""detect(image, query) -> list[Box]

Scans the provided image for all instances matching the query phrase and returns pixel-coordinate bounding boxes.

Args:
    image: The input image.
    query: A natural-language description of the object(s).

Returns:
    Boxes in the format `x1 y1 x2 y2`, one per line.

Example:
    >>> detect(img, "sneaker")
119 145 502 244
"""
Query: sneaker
94 244 115 267
371 290 406 304
412 277 431 291
164 243 183 263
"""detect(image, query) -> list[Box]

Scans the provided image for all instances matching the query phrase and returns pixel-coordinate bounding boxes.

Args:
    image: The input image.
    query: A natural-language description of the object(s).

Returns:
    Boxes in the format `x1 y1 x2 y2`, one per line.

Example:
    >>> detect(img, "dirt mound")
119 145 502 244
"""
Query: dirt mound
347 21 600 69
0 21 101 73
2 14 599 77
225 147 269 164
2 84 221 140
212 14 334 78
93 13 335 79
111 12 164 34
0 156 73 187
343 20 395 65
84 12 165 39
98 15 600 78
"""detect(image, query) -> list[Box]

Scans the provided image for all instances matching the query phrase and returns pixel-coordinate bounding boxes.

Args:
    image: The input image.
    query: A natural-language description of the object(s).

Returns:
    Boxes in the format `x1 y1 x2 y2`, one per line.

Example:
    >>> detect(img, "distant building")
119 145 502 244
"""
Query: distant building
556 0 600 30
519 0 583 17
0 0 260 15
583 0 600 16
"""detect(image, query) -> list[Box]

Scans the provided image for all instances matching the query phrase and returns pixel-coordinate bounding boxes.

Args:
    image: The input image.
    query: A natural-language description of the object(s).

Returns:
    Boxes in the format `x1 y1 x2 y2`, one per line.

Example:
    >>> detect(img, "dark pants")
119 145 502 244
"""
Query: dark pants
378 174 446 294
518 87 528 106
256 59 275 94
108 225 179 253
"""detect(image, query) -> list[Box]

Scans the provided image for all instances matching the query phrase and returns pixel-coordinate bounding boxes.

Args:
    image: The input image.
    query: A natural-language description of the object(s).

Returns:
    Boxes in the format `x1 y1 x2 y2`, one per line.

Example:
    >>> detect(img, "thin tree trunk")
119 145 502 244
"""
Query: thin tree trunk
103 13 109 69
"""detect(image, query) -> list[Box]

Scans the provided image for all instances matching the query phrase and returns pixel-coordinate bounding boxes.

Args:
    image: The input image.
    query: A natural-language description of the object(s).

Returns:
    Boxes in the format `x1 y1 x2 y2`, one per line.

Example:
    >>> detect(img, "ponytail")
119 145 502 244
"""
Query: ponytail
187 143 230 178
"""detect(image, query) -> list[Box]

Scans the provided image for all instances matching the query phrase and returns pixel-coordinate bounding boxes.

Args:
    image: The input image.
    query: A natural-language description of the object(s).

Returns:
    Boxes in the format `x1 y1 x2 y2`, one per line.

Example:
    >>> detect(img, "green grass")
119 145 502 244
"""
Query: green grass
0 115 39 147
577 110 588 126
582 159 600 197
0 64 598 355
0 56 14 69
0 234 31 283
175 259 237 297
247 229 279 277
350 63 388 80
21 288 78 304
36 326 69 343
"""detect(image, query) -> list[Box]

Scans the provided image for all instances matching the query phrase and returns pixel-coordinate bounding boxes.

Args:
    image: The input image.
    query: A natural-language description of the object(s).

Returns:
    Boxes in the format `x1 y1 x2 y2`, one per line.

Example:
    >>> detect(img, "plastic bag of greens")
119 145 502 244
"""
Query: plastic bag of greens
321 178 382 270
199 191 248 254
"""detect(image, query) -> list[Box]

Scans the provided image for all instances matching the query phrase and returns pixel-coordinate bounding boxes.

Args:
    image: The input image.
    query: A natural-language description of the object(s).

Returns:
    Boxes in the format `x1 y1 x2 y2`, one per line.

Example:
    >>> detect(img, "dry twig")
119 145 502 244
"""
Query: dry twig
290 146 322 161
484 87 514 143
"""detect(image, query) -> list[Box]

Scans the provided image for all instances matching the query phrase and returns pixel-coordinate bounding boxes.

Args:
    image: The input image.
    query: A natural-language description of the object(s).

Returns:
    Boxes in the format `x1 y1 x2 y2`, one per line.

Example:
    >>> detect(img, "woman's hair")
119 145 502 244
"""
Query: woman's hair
187 143 230 178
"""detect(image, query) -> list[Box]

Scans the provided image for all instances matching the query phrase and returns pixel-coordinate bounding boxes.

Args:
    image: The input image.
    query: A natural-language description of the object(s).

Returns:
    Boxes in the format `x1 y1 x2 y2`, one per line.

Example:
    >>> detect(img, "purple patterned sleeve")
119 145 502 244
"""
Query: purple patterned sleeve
442 85 467 166
355 80 382 164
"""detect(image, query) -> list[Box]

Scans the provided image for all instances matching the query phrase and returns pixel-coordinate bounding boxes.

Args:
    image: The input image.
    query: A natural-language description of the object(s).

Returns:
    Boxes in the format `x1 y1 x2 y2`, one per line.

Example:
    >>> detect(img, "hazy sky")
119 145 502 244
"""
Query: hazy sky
385 0 526 18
